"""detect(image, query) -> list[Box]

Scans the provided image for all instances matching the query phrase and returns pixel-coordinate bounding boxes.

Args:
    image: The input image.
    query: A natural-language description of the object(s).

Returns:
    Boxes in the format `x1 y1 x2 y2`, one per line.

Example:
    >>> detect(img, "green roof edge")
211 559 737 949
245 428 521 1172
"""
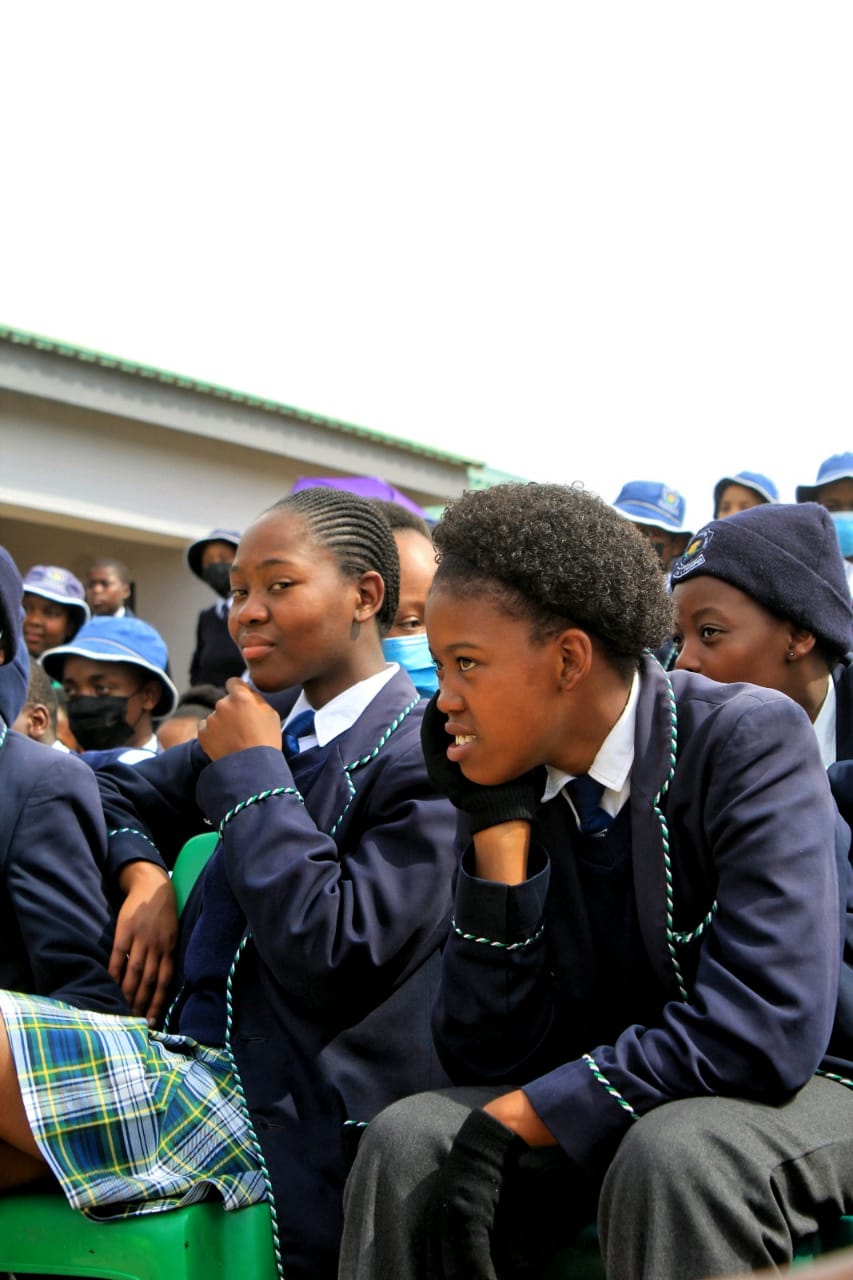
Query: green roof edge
0 324 482 469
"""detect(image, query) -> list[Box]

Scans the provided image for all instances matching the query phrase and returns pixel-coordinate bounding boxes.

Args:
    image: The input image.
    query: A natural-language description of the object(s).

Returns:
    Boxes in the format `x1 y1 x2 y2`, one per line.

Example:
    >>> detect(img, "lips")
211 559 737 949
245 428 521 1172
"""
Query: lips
239 634 276 662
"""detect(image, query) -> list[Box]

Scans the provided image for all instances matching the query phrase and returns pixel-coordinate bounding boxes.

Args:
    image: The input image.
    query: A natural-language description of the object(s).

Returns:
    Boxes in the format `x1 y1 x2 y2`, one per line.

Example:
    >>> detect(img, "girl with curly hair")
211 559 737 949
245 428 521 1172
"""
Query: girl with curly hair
340 481 853 1280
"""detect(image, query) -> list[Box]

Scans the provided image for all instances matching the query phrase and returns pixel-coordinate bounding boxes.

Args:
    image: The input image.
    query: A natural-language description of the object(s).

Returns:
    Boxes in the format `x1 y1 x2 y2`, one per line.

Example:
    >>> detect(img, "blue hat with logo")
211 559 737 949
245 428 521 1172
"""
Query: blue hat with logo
22 564 90 634
612 481 691 534
41 616 178 718
713 471 778 516
796 453 853 504
187 529 241 580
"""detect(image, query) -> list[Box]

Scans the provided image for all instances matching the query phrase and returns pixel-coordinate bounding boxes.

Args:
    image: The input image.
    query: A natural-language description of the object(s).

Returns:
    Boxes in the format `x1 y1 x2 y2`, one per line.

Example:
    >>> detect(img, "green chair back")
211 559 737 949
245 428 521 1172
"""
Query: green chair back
171 830 218 915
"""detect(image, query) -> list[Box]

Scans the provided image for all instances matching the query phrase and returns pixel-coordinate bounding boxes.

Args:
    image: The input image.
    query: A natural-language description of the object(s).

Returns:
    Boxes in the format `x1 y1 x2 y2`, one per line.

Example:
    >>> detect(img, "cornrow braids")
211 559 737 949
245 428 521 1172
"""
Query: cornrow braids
432 482 674 666
270 488 400 636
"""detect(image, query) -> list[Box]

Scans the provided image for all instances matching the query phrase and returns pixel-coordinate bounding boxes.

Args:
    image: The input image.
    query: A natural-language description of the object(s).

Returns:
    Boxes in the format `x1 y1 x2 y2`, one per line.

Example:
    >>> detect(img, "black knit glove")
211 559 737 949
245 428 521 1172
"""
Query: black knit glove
420 694 541 835
430 1108 527 1280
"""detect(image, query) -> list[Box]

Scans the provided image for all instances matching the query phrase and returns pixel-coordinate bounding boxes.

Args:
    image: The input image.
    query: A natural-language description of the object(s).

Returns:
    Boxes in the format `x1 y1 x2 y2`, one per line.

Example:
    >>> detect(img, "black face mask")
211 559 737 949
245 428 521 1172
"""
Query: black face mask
68 695 134 751
202 562 232 598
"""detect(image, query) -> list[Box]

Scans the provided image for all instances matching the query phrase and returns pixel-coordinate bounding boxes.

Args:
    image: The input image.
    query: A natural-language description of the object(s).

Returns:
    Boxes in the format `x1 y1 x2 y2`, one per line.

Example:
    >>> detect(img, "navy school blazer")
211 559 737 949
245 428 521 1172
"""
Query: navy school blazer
96 667 457 1278
434 655 853 1182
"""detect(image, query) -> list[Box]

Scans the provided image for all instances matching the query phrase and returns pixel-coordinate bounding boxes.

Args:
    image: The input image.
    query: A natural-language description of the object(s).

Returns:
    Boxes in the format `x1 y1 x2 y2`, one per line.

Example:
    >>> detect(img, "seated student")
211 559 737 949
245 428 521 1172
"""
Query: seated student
338 481 853 1280
0 489 456 1279
0 546 127 1018
186 528 246 687
85 556 135 617
21 564 89 662
12 661 68 751
670 502 853 844
370 498 438 696
712 469 778 519
612 479 692 571
797 454 853 595
670 502 852 761
797 452 853 513
40 615 179 766
155 683 225 750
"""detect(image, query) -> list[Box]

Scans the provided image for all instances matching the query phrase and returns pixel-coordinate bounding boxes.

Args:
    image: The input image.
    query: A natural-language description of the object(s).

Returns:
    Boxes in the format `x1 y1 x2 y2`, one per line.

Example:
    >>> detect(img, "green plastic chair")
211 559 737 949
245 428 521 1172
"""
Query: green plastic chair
0 828 279 1280
170 830 218 914
0 1193 278 1279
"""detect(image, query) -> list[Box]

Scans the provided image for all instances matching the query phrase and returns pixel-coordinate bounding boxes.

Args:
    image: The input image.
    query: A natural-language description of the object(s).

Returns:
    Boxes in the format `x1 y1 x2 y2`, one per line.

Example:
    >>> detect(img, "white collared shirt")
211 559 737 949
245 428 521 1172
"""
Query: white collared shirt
542 670 640 827
813 674 837 768
283 664 400 751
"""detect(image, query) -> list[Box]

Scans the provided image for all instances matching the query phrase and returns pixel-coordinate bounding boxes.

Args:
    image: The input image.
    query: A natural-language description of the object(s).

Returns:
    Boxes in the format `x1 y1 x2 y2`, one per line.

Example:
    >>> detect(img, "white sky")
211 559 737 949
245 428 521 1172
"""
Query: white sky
3 2 852 530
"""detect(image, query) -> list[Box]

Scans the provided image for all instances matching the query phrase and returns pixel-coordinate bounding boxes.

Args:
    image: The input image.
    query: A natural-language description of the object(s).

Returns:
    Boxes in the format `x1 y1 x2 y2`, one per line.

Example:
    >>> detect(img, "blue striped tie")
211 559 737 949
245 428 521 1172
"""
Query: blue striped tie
283 710 316 758
567 774 612 836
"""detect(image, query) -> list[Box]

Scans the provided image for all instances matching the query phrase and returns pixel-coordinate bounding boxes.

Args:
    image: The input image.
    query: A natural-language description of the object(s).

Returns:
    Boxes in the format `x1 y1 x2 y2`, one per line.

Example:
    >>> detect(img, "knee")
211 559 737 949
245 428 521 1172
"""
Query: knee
602 1097 748 1208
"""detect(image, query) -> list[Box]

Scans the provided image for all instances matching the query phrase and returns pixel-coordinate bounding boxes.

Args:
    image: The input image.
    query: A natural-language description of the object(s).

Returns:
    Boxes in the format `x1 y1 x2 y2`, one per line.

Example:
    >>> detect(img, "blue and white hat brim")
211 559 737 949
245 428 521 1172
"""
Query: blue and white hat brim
41 637 178 718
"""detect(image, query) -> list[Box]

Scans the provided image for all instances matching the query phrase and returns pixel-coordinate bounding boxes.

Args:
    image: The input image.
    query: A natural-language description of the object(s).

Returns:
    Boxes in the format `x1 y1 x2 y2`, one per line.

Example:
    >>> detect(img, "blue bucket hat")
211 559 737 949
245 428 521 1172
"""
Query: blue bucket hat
186 528 241 580
796 453 853 504
22 564 90 633
612 481 691 534
713 470 778 516
41 616 178 718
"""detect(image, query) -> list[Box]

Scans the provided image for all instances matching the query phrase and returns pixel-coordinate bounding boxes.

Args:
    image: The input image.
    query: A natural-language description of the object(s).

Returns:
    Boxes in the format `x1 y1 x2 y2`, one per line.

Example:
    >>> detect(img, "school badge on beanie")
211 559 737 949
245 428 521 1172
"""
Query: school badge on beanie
671 530 715 580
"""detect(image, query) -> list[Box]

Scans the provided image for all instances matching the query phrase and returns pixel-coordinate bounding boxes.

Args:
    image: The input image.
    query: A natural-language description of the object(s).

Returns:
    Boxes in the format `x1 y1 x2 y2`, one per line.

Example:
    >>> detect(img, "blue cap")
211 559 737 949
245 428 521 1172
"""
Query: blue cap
41 616 178 718
796 453 853 504
612 481 691 534
22 564 90 632
713 471 778 516
187 529 241 580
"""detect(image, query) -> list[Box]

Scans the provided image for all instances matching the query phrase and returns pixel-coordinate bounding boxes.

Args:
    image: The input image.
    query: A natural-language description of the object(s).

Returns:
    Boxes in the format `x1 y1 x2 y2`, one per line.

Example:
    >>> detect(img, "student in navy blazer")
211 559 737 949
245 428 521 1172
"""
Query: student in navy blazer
0 491 456 1280
338 483 853 1280
0 546 127 1015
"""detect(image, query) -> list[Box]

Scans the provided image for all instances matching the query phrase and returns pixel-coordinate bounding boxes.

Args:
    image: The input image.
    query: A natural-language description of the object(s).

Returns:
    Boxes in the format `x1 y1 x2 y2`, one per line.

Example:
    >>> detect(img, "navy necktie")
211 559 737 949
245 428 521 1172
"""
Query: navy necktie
567 774 612 836
283 709 316 758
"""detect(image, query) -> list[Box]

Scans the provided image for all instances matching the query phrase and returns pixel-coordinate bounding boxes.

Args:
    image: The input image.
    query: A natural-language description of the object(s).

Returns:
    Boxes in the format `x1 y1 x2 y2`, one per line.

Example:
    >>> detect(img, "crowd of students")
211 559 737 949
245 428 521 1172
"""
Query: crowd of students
0 453 852 1279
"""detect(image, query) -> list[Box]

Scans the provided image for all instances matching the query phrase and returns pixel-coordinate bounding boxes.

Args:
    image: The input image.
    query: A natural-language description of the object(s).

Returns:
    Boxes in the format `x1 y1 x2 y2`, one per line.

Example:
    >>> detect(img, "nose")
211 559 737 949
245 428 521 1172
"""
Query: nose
232 589 269 624
673 637 700 673
436 673 464 715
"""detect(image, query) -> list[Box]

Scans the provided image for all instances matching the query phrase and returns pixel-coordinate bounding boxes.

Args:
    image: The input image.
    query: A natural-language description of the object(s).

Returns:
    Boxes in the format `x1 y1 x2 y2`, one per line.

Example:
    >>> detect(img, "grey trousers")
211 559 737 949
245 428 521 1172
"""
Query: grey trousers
338 1077 853 1280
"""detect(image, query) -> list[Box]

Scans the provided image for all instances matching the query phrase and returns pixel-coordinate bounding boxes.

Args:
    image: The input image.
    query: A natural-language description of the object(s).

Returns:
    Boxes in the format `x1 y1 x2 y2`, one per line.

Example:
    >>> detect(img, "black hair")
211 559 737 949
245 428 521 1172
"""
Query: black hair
88 557 131 585
267 488 400 636
23 664 58 729
368 498 432 539
431 482 674 671
171 684 225 718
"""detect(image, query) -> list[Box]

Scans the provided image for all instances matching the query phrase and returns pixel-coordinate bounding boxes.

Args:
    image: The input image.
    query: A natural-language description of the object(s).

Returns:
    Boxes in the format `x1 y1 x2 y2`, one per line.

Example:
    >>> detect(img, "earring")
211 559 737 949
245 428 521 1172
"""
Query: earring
787 649 796 660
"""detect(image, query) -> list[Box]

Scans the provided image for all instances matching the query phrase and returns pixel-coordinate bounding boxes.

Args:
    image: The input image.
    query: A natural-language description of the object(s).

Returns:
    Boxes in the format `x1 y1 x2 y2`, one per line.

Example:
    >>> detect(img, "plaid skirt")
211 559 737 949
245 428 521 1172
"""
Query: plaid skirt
0 990 267 1220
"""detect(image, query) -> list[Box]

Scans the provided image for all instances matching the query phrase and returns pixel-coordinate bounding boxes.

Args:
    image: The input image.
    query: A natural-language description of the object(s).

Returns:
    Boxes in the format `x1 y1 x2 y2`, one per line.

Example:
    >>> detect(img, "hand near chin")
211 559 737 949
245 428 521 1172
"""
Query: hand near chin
197 678 284 760
420 694 541 833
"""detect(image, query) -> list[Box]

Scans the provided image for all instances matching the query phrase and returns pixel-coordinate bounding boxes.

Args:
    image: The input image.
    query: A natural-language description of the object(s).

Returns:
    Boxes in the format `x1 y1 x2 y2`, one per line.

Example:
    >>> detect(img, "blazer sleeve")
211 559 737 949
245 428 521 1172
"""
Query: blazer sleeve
194 733 458 1012
5 748 129 1013
435 693 843 1175
96 740 212 877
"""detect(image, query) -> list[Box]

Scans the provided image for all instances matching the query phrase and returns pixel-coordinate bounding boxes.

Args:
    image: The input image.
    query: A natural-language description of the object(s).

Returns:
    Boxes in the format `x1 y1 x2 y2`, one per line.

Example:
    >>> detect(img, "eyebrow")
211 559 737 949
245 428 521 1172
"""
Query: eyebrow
230 557 299 574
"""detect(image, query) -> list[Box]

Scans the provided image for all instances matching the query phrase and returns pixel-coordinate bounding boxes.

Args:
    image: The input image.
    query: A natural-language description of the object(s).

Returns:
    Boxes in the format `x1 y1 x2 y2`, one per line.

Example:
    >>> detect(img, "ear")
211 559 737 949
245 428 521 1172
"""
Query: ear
785 627 816 661
353 570 385 625
555 628 594 691
28 703 51 741
139 679 162 713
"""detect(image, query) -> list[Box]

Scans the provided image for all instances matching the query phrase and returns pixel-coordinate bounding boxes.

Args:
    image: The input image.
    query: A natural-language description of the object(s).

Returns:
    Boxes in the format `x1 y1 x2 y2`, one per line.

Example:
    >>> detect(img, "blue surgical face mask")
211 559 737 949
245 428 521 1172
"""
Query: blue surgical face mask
382 632 438 696
831 511 853 561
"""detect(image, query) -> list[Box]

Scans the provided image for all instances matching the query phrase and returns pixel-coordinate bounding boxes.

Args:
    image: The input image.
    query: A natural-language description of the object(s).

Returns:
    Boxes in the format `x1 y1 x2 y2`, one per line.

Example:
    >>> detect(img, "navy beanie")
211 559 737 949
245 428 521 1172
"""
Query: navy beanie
670 502 853 657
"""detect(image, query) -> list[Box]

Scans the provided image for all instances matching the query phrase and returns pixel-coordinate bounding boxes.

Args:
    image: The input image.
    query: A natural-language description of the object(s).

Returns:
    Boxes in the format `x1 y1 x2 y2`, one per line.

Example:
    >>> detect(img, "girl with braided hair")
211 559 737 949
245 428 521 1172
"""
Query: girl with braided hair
0 487 456 1279
339 481 853 1280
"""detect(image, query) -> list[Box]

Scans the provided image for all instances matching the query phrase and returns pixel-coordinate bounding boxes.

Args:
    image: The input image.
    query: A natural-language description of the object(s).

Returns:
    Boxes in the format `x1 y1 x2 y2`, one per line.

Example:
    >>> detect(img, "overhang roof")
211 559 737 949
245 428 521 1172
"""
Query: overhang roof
0 324 482 469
